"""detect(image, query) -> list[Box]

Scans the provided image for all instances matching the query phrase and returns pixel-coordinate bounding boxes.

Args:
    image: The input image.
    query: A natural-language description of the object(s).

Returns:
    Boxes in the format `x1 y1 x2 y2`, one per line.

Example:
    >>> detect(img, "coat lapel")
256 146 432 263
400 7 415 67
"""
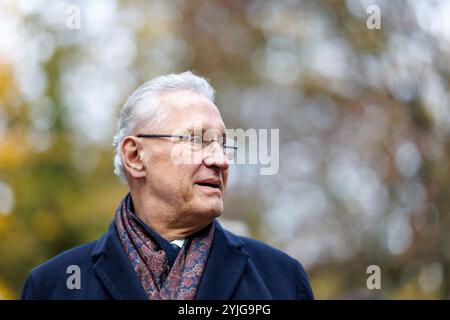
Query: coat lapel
91 222 148 300
195 221 249 300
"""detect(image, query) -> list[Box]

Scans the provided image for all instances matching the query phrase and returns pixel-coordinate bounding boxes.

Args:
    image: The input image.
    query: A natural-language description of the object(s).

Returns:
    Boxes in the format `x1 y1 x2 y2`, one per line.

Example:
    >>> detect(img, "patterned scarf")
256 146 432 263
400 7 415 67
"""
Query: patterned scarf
115 193 215 300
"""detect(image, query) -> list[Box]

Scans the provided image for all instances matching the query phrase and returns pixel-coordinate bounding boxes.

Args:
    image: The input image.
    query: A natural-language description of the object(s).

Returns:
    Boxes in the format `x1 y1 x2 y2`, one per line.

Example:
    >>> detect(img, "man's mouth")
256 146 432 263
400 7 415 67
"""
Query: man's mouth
194 179 222 193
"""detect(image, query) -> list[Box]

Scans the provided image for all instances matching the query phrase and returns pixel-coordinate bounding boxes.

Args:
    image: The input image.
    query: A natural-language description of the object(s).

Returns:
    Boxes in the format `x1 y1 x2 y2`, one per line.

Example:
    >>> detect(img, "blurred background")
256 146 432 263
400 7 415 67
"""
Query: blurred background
1 0 450 299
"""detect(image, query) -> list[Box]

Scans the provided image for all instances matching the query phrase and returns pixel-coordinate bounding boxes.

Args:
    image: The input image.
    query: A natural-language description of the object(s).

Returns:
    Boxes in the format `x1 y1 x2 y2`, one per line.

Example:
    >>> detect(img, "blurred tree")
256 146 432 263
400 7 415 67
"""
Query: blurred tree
0 0 449 299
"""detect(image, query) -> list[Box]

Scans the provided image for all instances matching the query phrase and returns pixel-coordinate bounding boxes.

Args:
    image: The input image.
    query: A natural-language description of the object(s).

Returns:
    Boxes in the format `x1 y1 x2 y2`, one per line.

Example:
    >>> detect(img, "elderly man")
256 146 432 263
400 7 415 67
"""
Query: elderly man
21 72 314 300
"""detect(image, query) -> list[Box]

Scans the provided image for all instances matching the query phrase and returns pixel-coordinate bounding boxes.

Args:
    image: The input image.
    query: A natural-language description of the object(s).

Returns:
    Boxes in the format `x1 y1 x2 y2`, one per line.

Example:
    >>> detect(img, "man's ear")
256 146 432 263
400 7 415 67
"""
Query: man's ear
121 136 146 179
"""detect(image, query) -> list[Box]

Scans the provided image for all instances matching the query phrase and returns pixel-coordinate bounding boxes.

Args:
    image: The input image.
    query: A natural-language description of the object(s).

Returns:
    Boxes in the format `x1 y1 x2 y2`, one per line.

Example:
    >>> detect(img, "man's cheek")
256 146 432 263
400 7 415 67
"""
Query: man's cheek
180 174 195 201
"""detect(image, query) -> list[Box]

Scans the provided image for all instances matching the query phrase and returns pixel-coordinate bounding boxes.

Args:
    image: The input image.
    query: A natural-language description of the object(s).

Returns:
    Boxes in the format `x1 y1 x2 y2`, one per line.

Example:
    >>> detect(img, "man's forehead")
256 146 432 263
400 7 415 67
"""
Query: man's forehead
159 90 225 132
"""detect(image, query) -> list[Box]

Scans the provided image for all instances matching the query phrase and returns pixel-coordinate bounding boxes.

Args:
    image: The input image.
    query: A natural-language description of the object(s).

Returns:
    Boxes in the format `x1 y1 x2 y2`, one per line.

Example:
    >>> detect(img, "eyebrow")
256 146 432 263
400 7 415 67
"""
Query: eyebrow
186 128 226 138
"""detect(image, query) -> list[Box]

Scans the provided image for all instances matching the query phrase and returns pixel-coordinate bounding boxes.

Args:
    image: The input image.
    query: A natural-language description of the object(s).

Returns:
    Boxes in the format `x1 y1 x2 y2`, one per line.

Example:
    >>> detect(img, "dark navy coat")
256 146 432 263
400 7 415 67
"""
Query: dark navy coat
21 220 314 300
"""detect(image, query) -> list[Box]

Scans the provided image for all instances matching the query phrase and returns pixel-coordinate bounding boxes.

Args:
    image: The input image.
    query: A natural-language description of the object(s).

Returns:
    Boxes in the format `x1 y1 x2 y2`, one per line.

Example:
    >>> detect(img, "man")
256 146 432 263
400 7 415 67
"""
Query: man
21 72 314 300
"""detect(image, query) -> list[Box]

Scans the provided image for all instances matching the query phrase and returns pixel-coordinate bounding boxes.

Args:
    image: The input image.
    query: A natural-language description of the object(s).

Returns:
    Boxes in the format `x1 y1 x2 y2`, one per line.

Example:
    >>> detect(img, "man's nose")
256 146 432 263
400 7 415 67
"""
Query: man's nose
203 142 229 171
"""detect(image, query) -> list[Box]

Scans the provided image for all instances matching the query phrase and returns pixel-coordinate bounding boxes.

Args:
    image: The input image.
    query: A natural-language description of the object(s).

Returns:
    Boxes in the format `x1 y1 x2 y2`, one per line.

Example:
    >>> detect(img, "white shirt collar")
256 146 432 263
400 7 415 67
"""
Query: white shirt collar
170 239 185 248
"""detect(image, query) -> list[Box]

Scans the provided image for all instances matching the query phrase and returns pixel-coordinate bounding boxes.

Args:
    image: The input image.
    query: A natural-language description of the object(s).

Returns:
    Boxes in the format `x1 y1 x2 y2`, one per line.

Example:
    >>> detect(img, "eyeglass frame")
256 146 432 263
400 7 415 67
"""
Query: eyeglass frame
134 134 238 154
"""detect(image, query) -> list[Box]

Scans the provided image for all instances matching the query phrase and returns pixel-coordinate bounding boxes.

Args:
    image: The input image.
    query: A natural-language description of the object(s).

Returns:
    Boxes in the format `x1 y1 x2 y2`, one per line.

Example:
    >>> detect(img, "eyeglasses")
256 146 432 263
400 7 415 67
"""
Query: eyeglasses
135 133 238 160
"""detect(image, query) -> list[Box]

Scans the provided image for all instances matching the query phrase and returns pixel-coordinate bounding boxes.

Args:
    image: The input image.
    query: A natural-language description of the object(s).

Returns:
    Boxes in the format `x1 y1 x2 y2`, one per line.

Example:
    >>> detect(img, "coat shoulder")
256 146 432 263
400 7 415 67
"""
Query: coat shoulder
220 228 314 299
222 228 300 266
242 236 298 262
31 240 98 276
21 240 98 299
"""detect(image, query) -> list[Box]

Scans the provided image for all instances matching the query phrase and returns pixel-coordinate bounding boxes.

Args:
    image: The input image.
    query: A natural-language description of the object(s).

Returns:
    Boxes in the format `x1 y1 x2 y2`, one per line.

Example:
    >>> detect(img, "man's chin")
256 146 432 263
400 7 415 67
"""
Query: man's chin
195 201 223 219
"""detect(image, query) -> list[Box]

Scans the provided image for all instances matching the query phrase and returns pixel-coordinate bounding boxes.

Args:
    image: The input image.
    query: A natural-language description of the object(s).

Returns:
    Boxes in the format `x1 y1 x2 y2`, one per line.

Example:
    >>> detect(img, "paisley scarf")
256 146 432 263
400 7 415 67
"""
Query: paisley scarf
115 193 215 300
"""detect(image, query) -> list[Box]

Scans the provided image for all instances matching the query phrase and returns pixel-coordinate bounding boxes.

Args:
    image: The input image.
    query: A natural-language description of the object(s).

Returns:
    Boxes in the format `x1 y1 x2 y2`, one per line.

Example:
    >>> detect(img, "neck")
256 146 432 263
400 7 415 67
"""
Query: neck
129 190 211 242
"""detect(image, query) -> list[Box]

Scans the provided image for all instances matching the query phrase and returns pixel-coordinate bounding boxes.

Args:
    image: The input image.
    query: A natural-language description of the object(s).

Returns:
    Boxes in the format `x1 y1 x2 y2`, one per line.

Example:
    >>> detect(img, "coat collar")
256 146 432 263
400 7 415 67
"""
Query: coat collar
91 221 148 300
91 219 249 300
195 221 249 300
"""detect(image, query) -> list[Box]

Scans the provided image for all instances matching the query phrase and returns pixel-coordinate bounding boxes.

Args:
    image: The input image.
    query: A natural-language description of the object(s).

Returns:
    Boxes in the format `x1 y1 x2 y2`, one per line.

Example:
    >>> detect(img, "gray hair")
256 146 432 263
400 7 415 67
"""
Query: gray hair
113 71 216 183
